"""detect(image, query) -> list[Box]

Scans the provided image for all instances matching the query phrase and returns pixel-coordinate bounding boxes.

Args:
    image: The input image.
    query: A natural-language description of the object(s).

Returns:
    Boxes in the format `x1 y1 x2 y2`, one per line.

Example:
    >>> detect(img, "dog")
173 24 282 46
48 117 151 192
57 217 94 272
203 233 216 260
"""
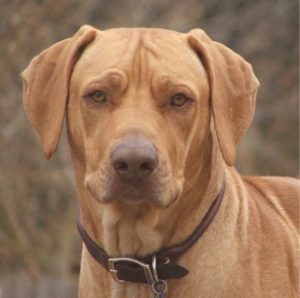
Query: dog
22 25 299 297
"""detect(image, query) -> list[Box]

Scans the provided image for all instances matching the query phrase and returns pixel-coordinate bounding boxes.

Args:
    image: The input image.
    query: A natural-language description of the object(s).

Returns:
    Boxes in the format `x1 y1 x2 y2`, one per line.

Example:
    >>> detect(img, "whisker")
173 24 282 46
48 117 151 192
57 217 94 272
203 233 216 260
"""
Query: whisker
183 178 198 194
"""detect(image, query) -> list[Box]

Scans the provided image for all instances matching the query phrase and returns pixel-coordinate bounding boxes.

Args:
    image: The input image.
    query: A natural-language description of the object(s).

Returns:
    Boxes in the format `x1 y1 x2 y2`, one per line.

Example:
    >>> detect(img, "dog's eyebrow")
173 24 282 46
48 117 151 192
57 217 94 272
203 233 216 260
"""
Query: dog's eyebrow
81 69 128 94
156 76 198 99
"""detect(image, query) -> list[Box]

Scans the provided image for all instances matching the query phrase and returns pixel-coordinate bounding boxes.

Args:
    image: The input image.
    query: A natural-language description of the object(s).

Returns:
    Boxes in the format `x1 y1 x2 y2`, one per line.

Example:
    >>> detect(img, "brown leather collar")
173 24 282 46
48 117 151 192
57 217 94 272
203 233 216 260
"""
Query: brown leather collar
77 177 226 285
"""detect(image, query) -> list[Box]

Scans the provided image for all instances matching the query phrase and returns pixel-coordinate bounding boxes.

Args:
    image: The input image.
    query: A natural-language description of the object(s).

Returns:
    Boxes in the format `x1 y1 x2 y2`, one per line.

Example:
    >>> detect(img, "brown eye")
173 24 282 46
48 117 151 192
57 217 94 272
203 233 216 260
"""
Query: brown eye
88 90 107 103
170 93 190 107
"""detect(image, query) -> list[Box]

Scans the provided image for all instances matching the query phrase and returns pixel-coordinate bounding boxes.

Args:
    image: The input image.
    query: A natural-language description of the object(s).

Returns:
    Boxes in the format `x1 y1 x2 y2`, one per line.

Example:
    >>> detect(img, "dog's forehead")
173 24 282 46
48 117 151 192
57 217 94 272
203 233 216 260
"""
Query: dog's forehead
104 27 182 39
93 27 186 53
74 28 206 81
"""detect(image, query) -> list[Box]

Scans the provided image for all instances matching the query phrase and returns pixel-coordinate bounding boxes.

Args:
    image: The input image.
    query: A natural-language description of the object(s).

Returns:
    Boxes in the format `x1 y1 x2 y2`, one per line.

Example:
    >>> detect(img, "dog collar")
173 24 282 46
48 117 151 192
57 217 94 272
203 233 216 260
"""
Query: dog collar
77 177 226 289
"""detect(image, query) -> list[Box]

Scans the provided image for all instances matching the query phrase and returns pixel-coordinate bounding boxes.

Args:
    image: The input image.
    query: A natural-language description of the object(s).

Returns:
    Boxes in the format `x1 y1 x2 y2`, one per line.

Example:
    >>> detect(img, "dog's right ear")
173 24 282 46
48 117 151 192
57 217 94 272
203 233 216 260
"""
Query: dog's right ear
21 25 97 159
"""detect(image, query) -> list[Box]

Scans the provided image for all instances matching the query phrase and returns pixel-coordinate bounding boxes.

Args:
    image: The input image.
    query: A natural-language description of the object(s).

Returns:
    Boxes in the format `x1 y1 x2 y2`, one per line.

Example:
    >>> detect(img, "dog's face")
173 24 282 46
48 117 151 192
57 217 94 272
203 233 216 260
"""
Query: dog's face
22 26 259 210
68 29 210 208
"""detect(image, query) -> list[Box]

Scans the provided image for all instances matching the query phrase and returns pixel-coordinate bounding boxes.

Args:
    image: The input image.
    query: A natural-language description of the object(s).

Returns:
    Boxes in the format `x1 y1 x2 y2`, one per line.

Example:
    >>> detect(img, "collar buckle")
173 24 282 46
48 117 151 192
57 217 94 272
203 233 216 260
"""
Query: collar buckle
108 257 154 285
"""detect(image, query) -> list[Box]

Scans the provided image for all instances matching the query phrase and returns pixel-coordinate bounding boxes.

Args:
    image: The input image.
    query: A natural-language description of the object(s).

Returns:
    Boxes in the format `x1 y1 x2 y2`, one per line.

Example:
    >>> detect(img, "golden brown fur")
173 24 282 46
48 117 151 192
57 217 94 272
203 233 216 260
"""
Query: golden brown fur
22 25 299 297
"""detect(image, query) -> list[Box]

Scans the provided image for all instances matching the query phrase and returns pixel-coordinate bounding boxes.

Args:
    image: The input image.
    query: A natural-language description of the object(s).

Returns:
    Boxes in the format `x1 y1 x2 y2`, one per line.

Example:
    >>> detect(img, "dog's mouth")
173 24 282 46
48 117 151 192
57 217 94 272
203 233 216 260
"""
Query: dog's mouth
84 169 182 209
115 188 180 209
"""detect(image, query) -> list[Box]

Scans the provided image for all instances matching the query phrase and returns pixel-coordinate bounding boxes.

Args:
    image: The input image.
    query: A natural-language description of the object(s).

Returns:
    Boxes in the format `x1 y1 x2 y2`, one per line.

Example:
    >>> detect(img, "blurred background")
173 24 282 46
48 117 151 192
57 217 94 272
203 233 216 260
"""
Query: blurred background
0 0 298 297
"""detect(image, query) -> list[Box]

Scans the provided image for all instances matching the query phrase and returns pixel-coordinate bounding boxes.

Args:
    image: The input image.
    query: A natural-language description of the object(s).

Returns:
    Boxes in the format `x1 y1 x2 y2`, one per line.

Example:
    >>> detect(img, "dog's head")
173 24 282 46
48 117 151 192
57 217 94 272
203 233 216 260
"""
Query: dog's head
22 26 259 208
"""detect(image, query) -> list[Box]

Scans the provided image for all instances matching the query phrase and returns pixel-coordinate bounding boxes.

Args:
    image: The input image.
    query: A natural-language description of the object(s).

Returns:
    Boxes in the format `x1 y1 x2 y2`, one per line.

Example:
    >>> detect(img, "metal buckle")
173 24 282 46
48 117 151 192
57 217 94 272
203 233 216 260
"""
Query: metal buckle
108 257 154 285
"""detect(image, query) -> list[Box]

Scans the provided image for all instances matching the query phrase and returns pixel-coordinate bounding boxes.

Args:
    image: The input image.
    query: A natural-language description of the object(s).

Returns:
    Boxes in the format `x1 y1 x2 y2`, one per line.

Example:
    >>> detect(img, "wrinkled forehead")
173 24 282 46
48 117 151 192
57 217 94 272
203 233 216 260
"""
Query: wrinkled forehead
73 28 206 84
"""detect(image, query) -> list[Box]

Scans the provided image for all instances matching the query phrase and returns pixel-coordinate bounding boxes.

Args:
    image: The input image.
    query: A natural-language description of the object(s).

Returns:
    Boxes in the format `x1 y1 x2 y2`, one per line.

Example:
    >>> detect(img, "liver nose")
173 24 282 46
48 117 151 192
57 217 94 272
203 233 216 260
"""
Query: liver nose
111 137 158 180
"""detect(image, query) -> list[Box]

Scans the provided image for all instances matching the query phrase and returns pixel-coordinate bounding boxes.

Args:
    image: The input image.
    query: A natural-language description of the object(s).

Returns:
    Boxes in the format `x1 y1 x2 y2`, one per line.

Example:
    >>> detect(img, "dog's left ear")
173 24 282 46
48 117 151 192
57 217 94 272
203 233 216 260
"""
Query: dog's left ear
187 29 260 166
21 25 97 159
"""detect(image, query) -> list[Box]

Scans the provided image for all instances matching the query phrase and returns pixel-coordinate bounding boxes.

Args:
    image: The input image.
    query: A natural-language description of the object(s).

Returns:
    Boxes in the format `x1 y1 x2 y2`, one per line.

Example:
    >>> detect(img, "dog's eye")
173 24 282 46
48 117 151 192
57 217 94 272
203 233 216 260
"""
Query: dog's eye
87 90 107 103
170 94 190 107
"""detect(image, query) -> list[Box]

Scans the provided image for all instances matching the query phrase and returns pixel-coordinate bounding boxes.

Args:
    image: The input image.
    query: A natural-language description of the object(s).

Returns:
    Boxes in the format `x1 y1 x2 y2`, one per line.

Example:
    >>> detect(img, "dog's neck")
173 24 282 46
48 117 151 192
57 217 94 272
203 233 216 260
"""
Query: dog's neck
74 131 225 258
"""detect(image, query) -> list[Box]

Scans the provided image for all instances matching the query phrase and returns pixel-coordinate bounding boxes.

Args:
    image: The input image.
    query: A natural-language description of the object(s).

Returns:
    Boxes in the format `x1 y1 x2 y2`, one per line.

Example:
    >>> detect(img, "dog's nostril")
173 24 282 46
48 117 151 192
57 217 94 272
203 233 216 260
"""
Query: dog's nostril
113 160 128 172
140 161 155 173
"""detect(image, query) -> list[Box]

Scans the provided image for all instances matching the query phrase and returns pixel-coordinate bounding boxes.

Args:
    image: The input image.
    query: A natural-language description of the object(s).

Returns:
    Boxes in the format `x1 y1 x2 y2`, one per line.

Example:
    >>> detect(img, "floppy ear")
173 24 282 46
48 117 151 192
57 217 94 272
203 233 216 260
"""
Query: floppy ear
21 25 97 159
187 29 259 166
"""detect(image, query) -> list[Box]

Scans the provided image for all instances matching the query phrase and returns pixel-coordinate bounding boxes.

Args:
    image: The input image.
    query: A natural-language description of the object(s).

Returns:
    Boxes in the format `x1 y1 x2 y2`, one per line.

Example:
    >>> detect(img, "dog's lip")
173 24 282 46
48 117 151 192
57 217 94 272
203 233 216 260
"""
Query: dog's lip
157 192 180 209
87 185 149 204
85 171 181 207
88 189 180 209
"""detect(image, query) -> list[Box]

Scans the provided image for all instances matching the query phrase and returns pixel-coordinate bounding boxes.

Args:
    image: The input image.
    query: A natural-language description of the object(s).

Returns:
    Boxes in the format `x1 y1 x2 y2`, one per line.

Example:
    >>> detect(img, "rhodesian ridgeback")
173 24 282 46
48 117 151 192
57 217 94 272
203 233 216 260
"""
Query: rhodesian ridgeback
22 25 299 297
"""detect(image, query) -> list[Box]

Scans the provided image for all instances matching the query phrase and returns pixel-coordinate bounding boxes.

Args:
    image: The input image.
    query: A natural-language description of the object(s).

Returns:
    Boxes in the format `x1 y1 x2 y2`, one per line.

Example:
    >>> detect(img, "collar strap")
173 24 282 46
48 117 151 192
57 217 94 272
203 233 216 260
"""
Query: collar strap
77 177 226 285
